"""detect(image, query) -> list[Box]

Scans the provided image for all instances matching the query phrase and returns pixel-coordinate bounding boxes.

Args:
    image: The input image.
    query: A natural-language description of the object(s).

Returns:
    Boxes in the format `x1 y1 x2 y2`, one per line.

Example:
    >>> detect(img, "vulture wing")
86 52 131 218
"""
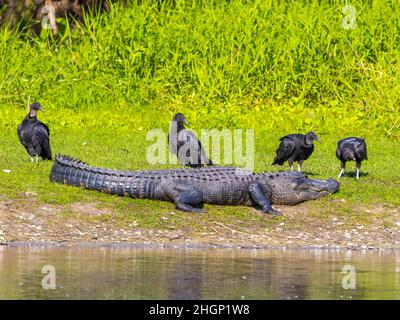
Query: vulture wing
355 139 367 161
34 122 52 160
273 136 296 165
184 129 205 167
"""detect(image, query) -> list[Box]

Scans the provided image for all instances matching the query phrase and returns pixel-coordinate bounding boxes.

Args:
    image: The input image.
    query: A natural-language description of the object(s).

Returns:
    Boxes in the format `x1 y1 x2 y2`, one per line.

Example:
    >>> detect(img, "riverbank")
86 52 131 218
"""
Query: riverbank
1 129 399 250
1 196 399 250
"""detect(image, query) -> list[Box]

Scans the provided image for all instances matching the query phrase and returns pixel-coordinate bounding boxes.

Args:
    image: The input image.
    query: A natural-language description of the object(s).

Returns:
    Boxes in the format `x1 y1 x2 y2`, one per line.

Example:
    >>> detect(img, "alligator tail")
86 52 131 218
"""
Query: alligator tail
50 154 144 198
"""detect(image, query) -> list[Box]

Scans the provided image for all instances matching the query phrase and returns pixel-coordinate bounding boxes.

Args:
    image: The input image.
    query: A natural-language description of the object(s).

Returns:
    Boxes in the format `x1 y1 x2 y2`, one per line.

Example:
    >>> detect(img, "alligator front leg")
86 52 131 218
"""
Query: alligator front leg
248 182 282 216
162 182 205 213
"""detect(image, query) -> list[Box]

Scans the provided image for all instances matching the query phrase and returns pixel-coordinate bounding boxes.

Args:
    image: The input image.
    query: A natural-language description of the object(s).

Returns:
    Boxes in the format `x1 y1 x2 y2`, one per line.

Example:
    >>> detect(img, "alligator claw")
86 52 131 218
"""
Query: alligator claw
175 203 206 213
263 208 283 216
192 208 206 214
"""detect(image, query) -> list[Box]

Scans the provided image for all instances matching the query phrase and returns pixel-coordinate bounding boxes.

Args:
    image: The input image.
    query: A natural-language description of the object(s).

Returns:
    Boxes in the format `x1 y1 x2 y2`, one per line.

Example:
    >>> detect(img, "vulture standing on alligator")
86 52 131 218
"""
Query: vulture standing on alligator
168 113 213 168
17 102 52 162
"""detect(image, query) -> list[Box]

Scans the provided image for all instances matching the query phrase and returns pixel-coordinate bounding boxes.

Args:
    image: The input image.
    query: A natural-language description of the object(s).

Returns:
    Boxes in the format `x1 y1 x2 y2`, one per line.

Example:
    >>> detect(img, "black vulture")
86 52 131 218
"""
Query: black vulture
272 132 320 172
336 137 367 179
168 113 213 168
17 102 52 162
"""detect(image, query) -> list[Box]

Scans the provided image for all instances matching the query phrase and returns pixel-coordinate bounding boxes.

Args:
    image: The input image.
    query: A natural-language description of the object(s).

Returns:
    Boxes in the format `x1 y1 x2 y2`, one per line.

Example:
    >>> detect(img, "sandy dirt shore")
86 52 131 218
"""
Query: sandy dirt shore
1 198 400 250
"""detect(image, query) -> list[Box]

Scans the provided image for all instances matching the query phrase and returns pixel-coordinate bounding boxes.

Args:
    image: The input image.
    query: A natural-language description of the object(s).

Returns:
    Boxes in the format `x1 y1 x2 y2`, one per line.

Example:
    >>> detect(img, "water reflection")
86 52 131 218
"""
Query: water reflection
0 246 399 299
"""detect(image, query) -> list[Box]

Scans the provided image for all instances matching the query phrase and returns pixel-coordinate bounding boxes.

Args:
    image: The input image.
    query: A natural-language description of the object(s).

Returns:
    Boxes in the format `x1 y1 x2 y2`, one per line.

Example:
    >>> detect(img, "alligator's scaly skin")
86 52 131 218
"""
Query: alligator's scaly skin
50 155 340 215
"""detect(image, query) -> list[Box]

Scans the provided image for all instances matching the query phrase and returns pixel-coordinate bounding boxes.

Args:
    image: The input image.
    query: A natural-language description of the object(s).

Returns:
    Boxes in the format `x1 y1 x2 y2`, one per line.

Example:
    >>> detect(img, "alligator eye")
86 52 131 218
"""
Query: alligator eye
291 177 305 189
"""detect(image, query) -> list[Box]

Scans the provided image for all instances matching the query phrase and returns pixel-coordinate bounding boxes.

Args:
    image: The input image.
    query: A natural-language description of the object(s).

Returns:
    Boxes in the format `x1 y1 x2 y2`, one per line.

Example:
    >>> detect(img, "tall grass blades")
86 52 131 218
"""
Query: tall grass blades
0 0 398 138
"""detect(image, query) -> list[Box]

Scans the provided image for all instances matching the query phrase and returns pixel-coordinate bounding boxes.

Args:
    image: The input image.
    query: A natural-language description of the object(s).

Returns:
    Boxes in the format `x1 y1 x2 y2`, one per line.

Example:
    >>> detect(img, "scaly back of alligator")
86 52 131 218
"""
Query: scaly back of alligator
50 154 256 199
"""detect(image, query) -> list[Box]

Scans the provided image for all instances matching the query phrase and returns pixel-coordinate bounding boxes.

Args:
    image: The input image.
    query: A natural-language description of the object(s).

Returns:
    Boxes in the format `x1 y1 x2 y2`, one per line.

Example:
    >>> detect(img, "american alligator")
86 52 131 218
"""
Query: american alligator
50 155 340 215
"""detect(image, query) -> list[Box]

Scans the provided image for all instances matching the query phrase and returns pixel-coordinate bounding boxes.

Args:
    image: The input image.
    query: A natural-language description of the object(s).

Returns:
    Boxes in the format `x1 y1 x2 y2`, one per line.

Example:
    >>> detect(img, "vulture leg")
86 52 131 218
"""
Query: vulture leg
356 162 361 179
36 155 39 163
298 160 303 172
31 157 34 163
338 161 345 179
289 160 294 172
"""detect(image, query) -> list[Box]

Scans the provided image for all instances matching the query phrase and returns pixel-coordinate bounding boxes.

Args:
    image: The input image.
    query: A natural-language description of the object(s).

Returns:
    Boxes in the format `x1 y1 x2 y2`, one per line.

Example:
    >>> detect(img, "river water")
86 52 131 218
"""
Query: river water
0 246 399 299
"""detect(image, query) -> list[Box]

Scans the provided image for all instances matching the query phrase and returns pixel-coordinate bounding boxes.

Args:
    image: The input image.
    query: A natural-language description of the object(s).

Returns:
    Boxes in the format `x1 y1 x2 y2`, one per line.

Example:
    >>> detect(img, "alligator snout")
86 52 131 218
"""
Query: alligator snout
296 178 340 194
326 179 340 193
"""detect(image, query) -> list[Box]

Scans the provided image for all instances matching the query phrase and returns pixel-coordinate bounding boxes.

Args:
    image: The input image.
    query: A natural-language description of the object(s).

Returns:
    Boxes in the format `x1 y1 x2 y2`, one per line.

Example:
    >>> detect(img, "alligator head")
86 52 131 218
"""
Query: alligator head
292 176 339 200
263 172 340 205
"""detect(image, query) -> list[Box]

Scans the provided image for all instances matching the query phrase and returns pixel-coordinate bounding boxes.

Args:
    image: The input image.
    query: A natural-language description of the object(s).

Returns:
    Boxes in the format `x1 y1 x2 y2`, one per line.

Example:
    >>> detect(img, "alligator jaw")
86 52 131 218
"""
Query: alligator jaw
306 179 340 194
292 177 340 202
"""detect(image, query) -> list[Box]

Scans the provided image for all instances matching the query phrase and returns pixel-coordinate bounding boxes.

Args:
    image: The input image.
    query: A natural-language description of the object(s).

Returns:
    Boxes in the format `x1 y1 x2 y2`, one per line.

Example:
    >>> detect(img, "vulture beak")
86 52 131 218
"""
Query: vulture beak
316 138 321 142
183 117 189 126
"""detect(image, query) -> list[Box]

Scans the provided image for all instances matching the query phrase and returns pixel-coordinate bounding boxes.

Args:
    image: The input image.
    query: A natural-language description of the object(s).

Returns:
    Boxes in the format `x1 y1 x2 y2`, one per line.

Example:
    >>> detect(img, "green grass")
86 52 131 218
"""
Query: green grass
0 1 399 236
0 124 399 232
